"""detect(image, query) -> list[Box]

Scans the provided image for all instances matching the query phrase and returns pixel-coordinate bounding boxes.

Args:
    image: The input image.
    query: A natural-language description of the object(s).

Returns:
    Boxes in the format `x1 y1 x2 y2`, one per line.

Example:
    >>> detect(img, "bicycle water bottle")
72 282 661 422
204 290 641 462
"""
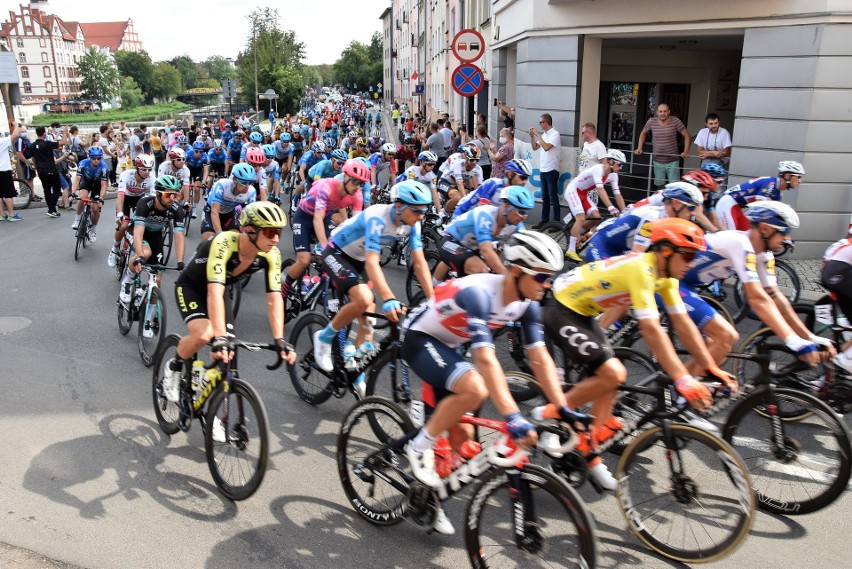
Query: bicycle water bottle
301 275 312 294
434 436 454 478
198 367 220 393
191 360 205 392
133 278 144 307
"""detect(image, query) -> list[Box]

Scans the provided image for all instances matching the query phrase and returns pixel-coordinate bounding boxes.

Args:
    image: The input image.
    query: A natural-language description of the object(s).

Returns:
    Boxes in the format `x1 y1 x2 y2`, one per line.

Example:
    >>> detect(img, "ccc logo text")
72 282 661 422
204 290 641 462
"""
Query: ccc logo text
558 325 600 356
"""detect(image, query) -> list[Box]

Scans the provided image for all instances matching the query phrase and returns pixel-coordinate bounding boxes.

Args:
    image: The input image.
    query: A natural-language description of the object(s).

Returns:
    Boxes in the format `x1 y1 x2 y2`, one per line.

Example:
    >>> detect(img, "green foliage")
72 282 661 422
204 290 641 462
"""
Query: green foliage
332 34 382 92
119 76 143 109
304 64 333 88
201 56 234 83
77 46 121 105
150 62 182 102
31 102 189 125
170 55 199 89
114 50 155 103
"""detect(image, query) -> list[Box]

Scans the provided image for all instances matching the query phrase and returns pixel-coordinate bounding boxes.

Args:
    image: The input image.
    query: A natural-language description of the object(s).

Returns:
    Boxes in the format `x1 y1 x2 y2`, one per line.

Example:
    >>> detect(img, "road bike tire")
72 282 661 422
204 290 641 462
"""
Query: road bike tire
405 250 441 303
733 259 801 322
151 334 183 435
138 286 167 368
115 243 128 281
117 281 135 336
365 347 423 437
421 226 441 255
379 244 394 266
183 204 194 236
204 378 270 501
227 283 242 320
700 292 736 328
337 397 414 526
161 223 174 265
465 463 598 569
722 387 852 515
74 217 87 261
537 220 571 251
615 423 755 564
287 311 336 405
280 258 302 322
11 177 31 209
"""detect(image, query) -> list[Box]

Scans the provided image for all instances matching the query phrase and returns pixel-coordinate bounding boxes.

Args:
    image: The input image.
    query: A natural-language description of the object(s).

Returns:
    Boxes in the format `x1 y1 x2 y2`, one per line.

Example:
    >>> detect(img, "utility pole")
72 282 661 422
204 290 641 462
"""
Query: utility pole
253 26 259 116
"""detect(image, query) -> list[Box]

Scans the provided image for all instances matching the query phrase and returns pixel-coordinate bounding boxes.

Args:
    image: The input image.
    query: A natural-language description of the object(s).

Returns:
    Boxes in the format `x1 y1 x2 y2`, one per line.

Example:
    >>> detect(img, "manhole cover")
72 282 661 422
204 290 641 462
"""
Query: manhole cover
0 317 32 336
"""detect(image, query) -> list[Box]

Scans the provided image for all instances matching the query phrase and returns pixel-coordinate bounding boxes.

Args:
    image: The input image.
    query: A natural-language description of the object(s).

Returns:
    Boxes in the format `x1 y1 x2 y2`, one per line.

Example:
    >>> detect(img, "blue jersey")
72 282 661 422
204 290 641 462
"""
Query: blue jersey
309 159 339 180
452 178 507 219
264 160 280 181
207 148 227 165
330 204 423 261
185 150 209 168
298 151 323 170
445 204 525 250
227 137 243 155
76 158 109 184
585 206 665 262
221 131 233 145
369 152 391 174
274 140 294 160
725 176 780 207
206 178 257 214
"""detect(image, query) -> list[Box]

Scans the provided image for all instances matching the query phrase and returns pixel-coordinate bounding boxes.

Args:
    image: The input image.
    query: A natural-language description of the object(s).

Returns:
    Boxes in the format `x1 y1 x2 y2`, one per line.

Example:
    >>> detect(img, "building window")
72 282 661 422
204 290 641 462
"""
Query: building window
16 38 24 48
39 37 46 47
41 52 48 62
19 53 26 63
21 66 29 78
23 82 31 94
45 81 53 93
43 66 50 77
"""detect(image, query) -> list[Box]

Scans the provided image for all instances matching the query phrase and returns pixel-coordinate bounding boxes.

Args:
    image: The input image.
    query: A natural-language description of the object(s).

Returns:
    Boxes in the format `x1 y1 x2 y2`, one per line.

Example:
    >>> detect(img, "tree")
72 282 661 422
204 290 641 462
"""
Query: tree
332 38 382 92
170 55 199 90
77 46 120 105
114 50 155 103
202 56 234 83
119 76 143 109
149 62 181 102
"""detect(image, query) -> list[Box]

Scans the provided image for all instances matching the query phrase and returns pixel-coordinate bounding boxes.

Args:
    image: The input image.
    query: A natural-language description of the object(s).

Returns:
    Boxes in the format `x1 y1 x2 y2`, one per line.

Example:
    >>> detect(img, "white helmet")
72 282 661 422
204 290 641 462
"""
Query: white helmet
503 230 565 273
381 142 396 154
662 181 704 206
778 161 805 175
606 149 627 163
745 200 800 229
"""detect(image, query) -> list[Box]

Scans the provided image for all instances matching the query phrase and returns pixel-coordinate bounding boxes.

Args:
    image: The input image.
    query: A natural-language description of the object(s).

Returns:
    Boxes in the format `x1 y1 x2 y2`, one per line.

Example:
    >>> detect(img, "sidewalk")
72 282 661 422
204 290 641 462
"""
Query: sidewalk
0 542 83 568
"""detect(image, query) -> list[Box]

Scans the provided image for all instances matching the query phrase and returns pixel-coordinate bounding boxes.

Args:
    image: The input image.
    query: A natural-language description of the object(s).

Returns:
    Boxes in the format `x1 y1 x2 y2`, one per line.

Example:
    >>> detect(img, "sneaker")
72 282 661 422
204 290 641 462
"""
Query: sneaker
682 411 720 436
431 505 455 535
119 283 132 304
566 251 582 262
71 220 79 230
107 249 118 268
211 416 227 443
589 462 618 491
405 442 442 488
31 194 43 201
540 431 564 458
191 208 198 219
312 330 334 372
162 360 182 403
46 211 60 218
834 353 852 376
399 253 407 266
89 228 97 242
7 214 22 222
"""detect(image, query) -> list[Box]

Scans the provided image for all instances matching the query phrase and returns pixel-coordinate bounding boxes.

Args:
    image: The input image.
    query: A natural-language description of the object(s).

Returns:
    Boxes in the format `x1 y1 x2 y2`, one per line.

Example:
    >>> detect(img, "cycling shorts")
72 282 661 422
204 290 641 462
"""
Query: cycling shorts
291 208 333 253
438 236 478 277
174 282 208 323
141 229 165 266
716 194 750 231
584 240 619 263
565 188 598 217
200 206 238 235
210 162 226 177
541 300 614 372
321 245 366 297
188 166 204 182
79 179 105 199
821 260 852 321
120 194 142 218
228 150 241 162
664 284 718 330
402 330 475 401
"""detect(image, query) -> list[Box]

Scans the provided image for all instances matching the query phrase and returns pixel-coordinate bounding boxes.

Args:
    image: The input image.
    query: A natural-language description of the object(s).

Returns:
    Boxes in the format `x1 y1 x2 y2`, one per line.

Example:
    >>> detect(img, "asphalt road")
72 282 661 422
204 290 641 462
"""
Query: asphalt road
0 211 850 569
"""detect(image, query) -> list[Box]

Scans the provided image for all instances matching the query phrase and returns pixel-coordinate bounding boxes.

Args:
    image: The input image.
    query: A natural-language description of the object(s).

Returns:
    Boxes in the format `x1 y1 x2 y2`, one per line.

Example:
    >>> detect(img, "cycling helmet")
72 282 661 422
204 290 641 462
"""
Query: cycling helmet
348 130 357 138
390 180 432 205
324 136 336 148
231 163 256 184
87 146 104 158
311 141 326 153
192 140 206 151
662 181 704 206
606 149 627 163
500 185 535 210
249 131 263 144
649 218 707 251
262 144 277 158
701 163 727 179
331 149 348 162
381 142 397 154
503 230 564 273
778 161 805 175
251 124 262 133
342 158 370 182
356 127 364 135
154 174 181 193
213 139 224 148
245 147 266 165
462 143 481 161
681 170 718 191
168 147 186 161
239 201 287 229
418 151 438 164
355 157 371 168
355 137 367 146
263 129 271 137
176 135 188 144
371 130 381 138
505 159 533 177
279 133 291 142
134 154 155 169
744 201 800 229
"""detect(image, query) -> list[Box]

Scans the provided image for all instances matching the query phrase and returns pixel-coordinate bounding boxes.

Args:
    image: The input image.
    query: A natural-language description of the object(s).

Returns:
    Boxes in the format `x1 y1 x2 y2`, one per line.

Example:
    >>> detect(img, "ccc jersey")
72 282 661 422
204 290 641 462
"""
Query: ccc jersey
682 230 777 289
552 252 685 320
179 232 281 292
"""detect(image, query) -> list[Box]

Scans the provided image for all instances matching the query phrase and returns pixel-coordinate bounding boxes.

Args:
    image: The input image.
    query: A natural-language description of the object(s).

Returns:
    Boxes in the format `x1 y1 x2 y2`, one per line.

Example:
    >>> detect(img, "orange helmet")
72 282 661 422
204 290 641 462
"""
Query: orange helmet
649 218 706 251
681 170 718 191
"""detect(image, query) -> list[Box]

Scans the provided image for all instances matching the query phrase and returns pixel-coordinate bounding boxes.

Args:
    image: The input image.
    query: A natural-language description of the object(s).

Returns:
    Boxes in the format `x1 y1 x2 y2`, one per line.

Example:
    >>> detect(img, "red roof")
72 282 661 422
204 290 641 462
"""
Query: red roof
79 21 129 52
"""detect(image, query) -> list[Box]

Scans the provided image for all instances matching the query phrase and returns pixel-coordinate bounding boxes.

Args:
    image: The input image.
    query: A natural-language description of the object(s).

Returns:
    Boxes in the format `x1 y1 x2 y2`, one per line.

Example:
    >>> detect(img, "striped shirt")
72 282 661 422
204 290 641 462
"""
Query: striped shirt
642 116 686 162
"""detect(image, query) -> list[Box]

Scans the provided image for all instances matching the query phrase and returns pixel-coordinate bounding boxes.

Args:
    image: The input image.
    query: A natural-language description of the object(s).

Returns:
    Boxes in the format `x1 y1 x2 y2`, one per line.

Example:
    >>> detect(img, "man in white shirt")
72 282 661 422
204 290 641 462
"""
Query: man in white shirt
0 122 23 221
529 113 561 223
439 118 454 156
577 122 608 171
694 113 732 169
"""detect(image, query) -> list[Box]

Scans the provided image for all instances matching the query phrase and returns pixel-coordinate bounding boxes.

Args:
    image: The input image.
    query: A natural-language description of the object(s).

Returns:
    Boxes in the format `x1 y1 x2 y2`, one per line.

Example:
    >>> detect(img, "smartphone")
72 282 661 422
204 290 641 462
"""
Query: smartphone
493 98 497 106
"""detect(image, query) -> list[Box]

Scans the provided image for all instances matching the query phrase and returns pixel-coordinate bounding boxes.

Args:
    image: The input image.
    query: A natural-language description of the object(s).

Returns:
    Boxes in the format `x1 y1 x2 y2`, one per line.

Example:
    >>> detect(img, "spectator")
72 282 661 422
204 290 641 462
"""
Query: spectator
98 125 117 185
117 120 130 142
423 122 448 169
219 116 226 137
695 113 732 169
404 117 414 140
577 122 608 171
0 122 24 221
471 124 493 179
268 109 276 130
15 130 38 201
128 127 144 162
487 127 515 180
529 113 561 224
496 100 515 131
31 124 70 217
151 129 166 170
439 119 454 157
635 103 691 190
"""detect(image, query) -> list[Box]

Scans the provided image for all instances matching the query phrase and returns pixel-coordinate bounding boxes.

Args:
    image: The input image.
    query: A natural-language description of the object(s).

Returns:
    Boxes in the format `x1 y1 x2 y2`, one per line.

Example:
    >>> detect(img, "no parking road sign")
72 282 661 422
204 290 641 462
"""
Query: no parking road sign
452 64 484 97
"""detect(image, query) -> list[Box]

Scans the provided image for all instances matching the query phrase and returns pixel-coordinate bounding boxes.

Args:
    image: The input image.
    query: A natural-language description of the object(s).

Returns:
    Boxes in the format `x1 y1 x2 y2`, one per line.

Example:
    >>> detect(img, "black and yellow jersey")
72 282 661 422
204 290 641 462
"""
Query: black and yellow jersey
177 232 282 292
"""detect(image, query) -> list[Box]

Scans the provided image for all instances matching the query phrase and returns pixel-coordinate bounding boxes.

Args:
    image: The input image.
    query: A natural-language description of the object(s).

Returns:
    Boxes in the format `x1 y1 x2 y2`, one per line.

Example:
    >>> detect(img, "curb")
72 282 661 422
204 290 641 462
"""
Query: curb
0 542 84 568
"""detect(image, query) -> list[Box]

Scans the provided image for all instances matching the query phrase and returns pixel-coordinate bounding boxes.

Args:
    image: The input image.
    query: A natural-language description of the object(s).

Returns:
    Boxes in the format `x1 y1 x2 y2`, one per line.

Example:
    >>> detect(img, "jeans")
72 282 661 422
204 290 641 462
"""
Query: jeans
37 171 62 213
540 170 560 223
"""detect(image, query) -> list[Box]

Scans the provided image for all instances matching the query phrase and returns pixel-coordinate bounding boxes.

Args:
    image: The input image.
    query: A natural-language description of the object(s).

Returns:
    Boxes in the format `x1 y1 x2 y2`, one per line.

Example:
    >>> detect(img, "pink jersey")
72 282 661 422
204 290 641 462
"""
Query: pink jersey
298 177 363 216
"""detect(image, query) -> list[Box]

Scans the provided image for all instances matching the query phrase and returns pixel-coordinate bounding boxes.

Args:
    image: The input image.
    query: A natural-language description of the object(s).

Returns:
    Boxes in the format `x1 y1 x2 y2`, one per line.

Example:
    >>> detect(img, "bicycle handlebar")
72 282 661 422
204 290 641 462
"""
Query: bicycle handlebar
202 339 286 371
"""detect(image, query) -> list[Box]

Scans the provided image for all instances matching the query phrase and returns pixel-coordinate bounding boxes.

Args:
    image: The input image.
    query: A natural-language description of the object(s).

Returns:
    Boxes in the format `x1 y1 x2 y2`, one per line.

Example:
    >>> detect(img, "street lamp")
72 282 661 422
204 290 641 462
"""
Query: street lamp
253 27 259 115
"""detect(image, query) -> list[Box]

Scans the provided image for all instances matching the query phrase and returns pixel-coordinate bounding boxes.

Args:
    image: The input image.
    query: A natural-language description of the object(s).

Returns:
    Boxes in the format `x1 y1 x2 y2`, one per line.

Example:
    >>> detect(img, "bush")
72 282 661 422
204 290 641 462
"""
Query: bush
120 76 143 109
31 102 191 125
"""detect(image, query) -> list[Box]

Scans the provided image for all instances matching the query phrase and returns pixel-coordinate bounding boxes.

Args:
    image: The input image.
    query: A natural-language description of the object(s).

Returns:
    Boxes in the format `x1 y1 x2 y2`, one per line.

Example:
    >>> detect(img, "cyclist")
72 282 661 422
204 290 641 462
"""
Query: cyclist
298 141 326 194
563 149 627 262
282 159 370 299
225 130 244 175
340 130 358 153
119 175 186 308
629 170 720 232
273 132 295 174
164 202 295 403
243 147 269 201
681 201 827 370
716 160 805 231
309 148 347 181
261 144 282 203
402 231 576 534
108 154 155 267
290 126 305 162
544 218 736 489
312 180 435 374
157 146 191 199
240 131 264 162
71 146 110 240
437 143 484 214
349 137 370 160
185 141 210 219
396 150 441 214
200 163 258 239
369 142 397 192
206 139 228 182
823 230 852 374
451 158 532 220
435 185 533 280
367 130 384 153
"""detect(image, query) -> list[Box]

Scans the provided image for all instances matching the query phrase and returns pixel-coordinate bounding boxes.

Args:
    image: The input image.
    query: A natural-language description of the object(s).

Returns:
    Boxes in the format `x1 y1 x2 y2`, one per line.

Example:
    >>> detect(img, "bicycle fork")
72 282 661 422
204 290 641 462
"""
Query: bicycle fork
507 470 545 554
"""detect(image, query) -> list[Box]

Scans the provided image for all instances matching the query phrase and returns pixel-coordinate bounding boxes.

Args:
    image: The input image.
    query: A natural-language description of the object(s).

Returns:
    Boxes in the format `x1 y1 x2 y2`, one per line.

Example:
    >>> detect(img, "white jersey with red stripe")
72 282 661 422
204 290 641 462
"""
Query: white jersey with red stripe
824 237 852 265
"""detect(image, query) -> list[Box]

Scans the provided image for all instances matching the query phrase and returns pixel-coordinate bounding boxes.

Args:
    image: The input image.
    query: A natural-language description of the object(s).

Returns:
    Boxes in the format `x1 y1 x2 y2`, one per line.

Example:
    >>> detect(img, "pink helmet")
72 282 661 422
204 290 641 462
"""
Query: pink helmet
245 147 266 165
342 158 370 182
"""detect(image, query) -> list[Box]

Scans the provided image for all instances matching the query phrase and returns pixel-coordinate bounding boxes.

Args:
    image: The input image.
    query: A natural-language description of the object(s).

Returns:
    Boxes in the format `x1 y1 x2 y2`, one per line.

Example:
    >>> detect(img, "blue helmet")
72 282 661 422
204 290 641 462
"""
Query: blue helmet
324 137 335 148
744 201 800 229
505 159 532 177
390 180 432 205
418 151 437 164
87 146 104 158
192 140 205 151
311 141 326 153
261 144 277 158
331 149 348 162
279 133 291 142
212 139 224 148
231 163 256 184
249 132 263 143
176 135 188 144
500 185 534 209
701 163 727 180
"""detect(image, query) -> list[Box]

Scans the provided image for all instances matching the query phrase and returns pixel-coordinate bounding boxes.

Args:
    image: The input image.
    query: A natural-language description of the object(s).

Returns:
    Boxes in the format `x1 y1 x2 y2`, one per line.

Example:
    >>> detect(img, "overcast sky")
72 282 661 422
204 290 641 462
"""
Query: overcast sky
40 0 389 64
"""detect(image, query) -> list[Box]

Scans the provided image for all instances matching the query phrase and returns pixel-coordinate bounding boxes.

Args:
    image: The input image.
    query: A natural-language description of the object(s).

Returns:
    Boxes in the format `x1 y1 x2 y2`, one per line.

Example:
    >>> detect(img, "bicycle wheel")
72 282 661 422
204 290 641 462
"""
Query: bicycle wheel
182 204 194 236
337 397 414 526
227 283 242 320
152 334 183 435
616 423 755 564
161 223 174 265
722 387 852 515
365 348 423 436
11 178 31 209
138 286 167 368
117 281 135 336
115 243 128 281
405 250 440 303
734 260 801 322
421 226 441 255
287 311 336 404
204 378 269 501
379 244 394 266
537 221 570 251
74 217 87 261
465 463 598 569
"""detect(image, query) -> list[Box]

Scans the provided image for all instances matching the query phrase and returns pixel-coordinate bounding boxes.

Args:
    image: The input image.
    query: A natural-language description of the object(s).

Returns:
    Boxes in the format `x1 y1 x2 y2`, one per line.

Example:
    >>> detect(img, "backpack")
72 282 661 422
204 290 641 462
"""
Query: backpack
69 137 87 163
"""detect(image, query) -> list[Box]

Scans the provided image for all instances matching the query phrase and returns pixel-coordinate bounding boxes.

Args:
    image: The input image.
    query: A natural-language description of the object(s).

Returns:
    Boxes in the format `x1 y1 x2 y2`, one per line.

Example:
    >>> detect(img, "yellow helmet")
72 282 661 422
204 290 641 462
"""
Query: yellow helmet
239 201 287 229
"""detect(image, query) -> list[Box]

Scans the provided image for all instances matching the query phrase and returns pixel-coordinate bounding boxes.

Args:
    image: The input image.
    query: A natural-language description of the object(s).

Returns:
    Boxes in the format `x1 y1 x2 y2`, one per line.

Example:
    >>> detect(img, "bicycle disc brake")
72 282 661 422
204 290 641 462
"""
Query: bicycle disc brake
405 482 438 529
551 452 589 488
177 388 194 433
671 474 699 505
824 379 852 414
771 436 801 463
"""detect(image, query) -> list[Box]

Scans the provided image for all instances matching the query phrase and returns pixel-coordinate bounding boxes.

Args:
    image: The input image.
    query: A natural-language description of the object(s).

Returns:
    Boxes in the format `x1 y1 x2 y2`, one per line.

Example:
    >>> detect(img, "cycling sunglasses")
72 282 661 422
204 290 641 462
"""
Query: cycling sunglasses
516 265 554 284
674 248 698 263
137 167 152 173
251 227 282 239
403 205 428 216
508 205 530 217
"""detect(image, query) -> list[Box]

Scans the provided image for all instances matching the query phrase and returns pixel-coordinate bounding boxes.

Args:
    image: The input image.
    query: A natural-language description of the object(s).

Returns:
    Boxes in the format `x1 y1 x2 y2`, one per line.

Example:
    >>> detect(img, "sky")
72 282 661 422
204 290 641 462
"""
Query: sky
38 0 390 65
